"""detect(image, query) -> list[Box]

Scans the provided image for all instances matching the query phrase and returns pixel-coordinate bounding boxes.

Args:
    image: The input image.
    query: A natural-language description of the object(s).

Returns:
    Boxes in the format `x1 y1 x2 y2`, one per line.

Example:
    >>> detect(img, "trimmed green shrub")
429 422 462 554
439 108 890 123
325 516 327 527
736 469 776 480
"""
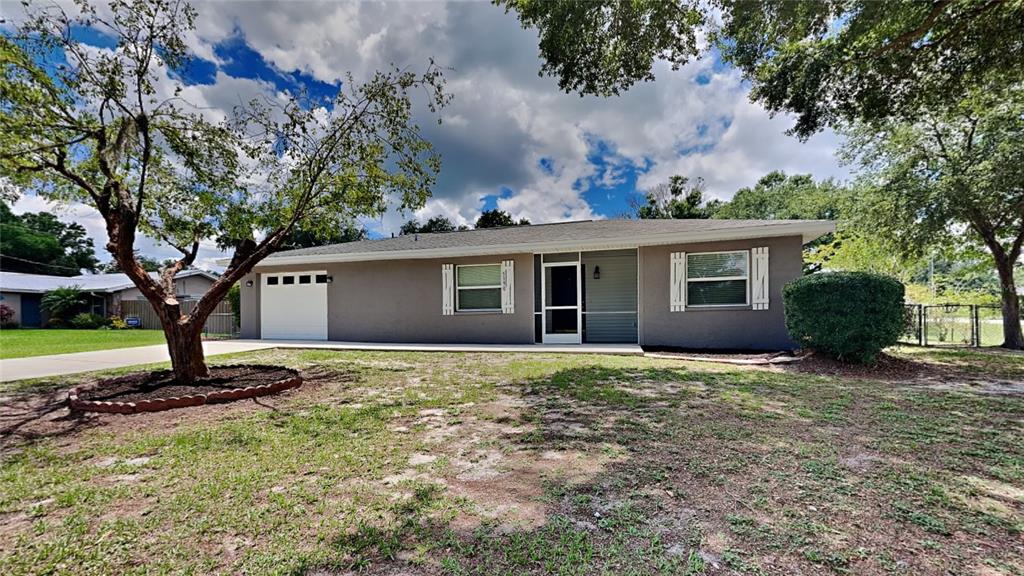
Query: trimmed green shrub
70 312 106 329
783 272 906 363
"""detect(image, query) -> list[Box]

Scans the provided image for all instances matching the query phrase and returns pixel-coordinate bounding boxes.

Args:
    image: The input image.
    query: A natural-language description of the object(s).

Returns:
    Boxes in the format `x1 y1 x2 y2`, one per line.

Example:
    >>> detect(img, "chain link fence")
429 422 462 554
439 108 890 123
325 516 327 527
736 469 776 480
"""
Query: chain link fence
899 304 1020 347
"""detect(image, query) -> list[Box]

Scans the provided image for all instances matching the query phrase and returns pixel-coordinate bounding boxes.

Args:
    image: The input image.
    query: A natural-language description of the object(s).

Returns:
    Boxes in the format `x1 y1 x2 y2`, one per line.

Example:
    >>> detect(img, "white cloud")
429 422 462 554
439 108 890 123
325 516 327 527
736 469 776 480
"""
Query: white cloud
184 1 848 230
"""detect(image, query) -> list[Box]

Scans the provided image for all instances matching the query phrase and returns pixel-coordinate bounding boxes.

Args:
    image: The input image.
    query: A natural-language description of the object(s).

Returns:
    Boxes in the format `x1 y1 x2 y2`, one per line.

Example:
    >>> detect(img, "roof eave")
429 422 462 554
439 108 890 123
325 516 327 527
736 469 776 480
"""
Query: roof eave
228 221 835 269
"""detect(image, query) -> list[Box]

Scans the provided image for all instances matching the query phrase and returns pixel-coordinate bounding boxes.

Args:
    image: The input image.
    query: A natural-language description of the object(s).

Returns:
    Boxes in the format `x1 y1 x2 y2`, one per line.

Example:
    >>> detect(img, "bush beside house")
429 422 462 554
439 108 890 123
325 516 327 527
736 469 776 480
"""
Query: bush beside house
784 272 906 363
0 303 16 328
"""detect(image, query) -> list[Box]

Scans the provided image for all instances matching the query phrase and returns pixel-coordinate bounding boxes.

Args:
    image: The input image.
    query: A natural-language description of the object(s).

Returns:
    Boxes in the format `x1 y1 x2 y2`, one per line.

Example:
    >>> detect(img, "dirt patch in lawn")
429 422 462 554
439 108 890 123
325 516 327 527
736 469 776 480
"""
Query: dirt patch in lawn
777 351 1024 395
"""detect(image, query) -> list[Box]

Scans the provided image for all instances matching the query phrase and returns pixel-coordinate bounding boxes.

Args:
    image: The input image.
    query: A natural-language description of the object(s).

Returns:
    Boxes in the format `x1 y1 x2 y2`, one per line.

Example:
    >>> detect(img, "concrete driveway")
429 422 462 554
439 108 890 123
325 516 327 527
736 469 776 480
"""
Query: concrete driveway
0 340 276 382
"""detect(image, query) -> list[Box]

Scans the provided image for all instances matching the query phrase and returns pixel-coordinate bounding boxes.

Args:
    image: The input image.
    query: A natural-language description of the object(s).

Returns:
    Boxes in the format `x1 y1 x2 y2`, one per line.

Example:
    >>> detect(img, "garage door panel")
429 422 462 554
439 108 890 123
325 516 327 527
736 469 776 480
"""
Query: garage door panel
261 271 328 340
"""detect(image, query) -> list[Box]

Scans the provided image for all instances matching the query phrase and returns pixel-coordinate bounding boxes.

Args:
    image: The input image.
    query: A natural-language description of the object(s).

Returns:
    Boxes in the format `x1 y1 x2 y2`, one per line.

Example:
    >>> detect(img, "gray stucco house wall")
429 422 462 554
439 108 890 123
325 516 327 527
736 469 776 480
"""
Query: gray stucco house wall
240 253 534 343
639 235 803 350
234 219 832 350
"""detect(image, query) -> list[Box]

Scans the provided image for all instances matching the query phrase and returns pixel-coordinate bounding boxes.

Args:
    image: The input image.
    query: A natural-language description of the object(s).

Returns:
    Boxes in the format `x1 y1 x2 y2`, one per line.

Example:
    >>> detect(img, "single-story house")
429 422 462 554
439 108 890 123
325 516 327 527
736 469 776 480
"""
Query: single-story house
237 219 834 350
0 269 217 327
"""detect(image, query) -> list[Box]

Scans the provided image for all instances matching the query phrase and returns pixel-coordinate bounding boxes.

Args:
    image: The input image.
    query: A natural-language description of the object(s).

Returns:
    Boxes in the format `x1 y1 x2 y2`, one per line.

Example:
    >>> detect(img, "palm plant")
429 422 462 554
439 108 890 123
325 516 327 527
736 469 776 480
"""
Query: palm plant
41 286 87 323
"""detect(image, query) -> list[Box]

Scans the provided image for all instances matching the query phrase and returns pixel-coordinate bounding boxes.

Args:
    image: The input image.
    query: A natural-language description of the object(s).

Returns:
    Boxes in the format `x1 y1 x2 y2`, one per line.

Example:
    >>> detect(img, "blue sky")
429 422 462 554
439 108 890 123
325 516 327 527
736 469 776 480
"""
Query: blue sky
9 1 847 268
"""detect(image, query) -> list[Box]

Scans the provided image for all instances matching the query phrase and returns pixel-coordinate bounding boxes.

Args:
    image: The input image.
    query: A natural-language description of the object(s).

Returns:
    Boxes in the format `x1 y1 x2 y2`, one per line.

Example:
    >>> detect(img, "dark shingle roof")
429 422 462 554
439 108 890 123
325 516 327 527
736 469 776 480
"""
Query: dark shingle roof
260 219 833 264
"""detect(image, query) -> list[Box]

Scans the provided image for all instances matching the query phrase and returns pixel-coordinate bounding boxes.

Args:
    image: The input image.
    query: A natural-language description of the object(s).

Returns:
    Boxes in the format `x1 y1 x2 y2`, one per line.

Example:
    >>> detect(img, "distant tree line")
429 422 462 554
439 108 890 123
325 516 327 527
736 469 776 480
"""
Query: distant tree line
399 209 530 235
0 201 99 275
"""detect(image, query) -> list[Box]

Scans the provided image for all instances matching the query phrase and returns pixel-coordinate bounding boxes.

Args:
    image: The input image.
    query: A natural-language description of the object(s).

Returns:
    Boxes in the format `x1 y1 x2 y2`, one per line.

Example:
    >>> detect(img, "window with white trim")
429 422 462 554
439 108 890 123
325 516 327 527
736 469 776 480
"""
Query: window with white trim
686 251 749 306
456 264 502 311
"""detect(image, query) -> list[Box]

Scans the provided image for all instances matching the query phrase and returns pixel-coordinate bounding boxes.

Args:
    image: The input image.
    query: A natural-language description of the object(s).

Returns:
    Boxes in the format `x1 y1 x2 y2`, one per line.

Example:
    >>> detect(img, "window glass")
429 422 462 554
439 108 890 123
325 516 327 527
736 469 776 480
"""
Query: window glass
282 276 295 285
685 251 748 306
457 265 501 287
458 287 502 310
299 275 311 284
315 274 328 284
267 276 279 286
687 252 747 279
456 264 502 311
687 280 748 306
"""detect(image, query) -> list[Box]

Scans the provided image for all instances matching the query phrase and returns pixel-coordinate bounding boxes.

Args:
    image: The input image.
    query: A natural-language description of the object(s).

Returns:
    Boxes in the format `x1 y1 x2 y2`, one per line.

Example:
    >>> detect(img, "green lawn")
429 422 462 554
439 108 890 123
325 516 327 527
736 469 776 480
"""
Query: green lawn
1 348 1021 575
0 329 166 359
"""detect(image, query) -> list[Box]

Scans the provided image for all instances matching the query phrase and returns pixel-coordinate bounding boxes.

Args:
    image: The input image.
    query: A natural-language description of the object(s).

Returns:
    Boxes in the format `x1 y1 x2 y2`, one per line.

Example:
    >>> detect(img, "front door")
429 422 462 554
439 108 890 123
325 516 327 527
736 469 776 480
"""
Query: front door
542 263 581 344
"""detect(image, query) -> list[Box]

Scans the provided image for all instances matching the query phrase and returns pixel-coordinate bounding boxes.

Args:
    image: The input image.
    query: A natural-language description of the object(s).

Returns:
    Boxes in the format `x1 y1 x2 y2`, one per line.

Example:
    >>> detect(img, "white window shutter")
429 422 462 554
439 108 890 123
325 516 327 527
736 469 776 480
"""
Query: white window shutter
501 260 515 314
441 264 455 315
751 247 769 310
670 252 686 312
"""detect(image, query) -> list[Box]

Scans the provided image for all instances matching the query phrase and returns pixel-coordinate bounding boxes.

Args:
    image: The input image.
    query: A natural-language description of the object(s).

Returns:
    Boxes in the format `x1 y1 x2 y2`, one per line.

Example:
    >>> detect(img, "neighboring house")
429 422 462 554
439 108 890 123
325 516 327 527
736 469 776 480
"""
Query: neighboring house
0 270 217 327
236 219 834 350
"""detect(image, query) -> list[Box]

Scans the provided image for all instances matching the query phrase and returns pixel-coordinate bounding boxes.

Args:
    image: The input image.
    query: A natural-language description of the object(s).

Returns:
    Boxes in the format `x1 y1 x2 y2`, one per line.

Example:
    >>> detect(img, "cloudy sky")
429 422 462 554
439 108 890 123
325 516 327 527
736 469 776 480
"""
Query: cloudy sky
9 0 848 271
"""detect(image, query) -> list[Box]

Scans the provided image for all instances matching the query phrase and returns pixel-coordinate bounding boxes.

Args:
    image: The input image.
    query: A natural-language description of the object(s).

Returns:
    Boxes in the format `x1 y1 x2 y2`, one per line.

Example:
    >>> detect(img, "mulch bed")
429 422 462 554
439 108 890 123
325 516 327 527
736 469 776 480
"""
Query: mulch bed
70 365 301 414
780 352 937 381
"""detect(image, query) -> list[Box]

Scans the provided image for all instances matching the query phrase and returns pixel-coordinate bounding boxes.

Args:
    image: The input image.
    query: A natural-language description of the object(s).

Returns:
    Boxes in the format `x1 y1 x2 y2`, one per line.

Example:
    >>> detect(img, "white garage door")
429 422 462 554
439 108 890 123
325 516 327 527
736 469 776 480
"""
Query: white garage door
260 271 329 340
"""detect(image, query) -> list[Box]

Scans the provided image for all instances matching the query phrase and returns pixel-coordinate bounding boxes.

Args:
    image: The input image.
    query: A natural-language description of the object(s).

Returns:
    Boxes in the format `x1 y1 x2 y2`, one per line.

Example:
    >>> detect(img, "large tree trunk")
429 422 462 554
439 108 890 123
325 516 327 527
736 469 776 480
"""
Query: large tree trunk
162 318 208 384
994 255 1023 350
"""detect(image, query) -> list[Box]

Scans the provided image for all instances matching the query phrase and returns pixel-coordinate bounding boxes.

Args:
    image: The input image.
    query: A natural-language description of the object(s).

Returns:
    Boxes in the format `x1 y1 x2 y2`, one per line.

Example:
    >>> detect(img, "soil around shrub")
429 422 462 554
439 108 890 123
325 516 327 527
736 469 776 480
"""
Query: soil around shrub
69 365 300 414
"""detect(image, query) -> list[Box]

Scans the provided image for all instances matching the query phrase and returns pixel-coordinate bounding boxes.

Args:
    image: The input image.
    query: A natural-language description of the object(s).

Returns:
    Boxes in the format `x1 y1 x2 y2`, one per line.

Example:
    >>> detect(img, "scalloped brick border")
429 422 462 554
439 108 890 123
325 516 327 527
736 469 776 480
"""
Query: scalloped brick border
69 371 301 414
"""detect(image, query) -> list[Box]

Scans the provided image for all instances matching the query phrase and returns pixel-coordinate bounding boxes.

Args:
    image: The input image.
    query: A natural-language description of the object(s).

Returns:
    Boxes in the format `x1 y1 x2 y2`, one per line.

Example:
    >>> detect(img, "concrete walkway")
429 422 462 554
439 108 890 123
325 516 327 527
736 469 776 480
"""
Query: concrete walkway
0 340 275 383
0 339 643 382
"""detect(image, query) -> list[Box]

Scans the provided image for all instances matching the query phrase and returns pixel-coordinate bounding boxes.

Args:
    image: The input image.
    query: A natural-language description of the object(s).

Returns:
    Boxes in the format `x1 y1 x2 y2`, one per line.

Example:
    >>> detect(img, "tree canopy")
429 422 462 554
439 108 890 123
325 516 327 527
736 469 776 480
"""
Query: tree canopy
475 209 530 228
713 172 842 221
842 83 1024 348
278 224 368 251
400 215 468 235
631 175 719 219
0 201 99 275
499 0 1024 137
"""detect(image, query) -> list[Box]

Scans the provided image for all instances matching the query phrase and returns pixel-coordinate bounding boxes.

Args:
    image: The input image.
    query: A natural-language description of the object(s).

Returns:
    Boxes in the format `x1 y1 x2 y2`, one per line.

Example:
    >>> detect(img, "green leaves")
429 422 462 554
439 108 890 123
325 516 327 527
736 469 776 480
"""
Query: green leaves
499 0 706 97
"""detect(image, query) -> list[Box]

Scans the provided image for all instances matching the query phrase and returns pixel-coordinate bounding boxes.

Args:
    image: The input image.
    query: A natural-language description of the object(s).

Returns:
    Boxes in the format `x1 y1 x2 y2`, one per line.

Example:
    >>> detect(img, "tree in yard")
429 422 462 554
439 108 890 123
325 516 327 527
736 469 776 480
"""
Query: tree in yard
0 201 99 275
0 0 449 382
630 175 719 220
399 215 468 235
475 209 529 229
499 0 1024 137
100 254 163 273
842 85 1024 349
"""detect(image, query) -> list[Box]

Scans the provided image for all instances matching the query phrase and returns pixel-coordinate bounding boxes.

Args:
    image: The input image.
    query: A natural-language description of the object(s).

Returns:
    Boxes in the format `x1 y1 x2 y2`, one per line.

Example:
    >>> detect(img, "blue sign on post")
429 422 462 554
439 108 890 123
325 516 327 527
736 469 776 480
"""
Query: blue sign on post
125 316 142 328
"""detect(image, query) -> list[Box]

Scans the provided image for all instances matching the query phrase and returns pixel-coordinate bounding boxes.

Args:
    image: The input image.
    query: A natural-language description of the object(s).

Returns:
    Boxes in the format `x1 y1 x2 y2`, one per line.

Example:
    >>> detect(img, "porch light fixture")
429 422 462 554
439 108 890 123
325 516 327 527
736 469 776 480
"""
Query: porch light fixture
592 266 600 280
326 275 334 283
245 280 253 287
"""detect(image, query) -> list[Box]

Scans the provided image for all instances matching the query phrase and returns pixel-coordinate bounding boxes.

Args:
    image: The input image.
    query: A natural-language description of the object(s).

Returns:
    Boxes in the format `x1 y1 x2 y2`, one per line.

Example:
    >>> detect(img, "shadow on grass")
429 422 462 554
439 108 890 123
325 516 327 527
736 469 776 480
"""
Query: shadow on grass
0 386 98 450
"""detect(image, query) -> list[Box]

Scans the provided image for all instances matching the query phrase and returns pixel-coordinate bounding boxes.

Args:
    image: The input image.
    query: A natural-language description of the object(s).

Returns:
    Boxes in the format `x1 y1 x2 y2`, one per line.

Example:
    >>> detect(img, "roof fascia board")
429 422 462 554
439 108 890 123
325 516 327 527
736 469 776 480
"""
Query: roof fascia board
244 221 834 269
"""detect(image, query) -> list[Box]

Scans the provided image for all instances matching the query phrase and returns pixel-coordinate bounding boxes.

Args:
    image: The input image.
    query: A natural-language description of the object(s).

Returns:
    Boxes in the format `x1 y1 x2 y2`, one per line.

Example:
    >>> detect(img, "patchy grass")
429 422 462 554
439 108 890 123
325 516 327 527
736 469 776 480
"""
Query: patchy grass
0 329 167 359
1 348 1022 575
892 345 1024 379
